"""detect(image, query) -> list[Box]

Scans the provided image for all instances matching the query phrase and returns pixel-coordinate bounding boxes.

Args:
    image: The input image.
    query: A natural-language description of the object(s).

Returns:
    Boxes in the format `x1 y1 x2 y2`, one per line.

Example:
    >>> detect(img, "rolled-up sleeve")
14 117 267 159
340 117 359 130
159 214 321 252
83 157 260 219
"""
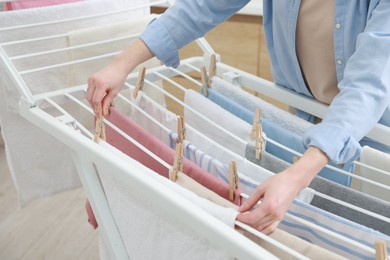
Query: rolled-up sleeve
140 0 250 67
303 0 390 164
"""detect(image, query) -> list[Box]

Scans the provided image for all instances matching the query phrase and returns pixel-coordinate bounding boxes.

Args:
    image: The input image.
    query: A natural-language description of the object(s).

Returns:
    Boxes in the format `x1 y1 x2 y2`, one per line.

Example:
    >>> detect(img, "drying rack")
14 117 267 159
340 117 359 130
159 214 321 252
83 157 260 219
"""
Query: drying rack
1 0 389 259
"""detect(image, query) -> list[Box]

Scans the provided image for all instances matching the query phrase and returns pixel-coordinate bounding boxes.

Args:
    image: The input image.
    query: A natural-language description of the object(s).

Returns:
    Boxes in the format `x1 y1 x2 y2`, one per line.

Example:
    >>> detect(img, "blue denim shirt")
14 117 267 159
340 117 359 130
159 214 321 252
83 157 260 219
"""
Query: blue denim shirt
141 0 390 164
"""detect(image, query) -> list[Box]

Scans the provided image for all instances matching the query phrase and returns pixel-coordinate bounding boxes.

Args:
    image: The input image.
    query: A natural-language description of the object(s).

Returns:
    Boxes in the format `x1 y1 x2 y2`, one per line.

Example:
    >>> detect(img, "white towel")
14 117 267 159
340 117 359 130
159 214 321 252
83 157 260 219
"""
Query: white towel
358 146 390 202
185 89 251 156
212 77 312 136
98 141 238 260
67 14 165 130
67 14 165 106
0 0 150 207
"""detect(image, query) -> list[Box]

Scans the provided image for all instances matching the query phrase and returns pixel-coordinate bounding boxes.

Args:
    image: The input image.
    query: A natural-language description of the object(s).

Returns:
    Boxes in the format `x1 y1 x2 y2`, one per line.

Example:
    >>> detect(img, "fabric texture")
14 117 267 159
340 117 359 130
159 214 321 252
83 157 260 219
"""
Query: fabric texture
116 89 348 259
245 144 292 174
212 76 312 137
191 87 354 186
0 0 149 207
98 141 238 259
358 146 390 202
125 85 389 259
310 176 390 236
105 107 241 205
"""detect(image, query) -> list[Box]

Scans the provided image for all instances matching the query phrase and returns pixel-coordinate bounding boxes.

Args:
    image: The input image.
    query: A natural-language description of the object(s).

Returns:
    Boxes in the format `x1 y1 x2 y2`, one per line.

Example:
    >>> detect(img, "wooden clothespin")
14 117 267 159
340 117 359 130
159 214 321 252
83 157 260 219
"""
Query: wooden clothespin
228 160 239 201
93 115 106 143
255 124 265 160
200 66 209 96
251 108 261 139
375 240 388 260
177 116 186 144
253 109 265 160
132 67 146 99
169 142 184 182
208 53 217 87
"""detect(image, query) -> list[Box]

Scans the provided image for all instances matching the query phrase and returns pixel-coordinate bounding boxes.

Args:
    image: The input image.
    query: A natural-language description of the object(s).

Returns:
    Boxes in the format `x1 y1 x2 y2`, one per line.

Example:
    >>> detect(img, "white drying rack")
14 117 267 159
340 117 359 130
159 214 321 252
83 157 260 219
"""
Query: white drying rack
1 0 390 259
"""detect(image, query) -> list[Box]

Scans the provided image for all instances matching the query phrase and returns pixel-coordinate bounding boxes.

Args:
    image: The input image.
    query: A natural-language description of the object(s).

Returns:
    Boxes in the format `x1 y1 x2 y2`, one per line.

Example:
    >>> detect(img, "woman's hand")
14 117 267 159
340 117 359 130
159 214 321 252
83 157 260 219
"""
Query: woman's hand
86 39 154 117
87 60 128 117
237 171 303 234
237 146 329 234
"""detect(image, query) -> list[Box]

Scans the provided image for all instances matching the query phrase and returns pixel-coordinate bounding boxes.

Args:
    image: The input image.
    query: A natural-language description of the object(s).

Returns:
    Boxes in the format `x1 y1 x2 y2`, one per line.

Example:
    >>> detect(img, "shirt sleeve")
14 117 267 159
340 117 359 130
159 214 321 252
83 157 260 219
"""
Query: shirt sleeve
140 0 250 68
303 0 390 164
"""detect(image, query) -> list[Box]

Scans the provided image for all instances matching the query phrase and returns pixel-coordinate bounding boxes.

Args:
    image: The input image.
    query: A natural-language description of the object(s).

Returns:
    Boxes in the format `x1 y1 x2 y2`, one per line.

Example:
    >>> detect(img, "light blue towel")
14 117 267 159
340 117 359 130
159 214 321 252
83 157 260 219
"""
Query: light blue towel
202 86 354 186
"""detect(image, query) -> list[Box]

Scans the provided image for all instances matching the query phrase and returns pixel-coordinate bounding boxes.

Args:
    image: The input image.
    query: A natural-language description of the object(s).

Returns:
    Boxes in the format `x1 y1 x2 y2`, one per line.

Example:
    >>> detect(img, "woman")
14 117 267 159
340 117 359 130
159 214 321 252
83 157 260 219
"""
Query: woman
87 0 390 234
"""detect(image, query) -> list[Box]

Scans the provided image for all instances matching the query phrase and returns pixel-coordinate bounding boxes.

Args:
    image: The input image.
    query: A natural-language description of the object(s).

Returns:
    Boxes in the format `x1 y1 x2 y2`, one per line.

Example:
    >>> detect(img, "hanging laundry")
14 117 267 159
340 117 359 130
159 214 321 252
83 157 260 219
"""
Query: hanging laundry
124 85 390 259
104 107 241 205
358 146 390 202
101 109 346 260
0 0 149 207
97 141 239 260
196 85 354 186
310 175 390 235
185 89 389 258
212 76 312 136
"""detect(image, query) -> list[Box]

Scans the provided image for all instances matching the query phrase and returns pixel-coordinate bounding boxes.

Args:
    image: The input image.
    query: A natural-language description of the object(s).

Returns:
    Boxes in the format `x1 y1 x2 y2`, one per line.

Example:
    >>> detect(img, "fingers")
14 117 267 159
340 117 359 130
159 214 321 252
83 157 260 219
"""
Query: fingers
87 75 112 117
261 221 280 235
238 185 265 213
101 90 117 116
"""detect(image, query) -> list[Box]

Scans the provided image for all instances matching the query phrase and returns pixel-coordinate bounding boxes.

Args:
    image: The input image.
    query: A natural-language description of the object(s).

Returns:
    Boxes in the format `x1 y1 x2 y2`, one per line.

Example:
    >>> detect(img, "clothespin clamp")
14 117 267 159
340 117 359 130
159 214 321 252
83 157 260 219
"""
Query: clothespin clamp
133 67 146 99
208 53 217 87
169 142 184 182
252 108 265 160
251 108 261 139
200 53 217 97
93 115 106 143
200 66 209 96
177 116 186 144
375 240 388 260
228 160 239 201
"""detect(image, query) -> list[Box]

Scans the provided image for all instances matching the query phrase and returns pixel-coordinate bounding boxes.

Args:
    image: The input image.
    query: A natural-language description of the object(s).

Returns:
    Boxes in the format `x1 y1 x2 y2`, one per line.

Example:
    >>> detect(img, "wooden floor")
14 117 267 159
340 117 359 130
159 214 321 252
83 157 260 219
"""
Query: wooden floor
0 135 100 260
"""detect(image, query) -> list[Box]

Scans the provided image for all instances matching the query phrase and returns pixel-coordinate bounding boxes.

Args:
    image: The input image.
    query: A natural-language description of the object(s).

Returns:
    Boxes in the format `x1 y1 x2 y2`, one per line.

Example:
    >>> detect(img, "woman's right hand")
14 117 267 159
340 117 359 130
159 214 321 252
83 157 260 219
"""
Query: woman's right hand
86 39 155 117
87 59 128 117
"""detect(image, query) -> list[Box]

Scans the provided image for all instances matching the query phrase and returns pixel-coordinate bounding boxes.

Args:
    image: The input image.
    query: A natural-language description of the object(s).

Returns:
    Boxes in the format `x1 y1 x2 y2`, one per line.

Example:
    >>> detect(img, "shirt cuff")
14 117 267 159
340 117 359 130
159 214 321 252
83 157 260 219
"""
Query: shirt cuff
303 123 362 164
140 18 180 68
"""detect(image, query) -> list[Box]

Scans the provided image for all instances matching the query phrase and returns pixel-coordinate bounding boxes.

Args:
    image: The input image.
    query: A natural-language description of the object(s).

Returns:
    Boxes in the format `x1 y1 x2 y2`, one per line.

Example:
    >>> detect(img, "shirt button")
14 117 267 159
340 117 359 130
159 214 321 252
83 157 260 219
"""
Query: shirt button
335 23 342 29
337 59 343 65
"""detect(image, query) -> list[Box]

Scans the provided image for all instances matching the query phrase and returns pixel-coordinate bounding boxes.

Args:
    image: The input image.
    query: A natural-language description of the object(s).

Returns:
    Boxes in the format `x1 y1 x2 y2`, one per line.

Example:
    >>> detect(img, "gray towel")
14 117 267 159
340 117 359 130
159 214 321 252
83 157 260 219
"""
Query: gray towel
310 176 390 236
245 144 291 173
245 144 390 235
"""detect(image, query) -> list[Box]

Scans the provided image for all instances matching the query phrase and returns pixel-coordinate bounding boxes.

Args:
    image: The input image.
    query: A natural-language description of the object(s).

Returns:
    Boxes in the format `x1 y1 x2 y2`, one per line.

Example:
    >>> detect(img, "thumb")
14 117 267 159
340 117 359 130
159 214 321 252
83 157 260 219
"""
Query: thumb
238 186 265 213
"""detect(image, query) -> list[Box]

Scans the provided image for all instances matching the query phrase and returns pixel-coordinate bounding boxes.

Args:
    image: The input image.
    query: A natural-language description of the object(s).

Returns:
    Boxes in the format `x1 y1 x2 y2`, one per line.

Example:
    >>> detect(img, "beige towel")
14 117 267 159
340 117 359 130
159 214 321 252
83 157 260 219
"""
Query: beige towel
358 146 390 202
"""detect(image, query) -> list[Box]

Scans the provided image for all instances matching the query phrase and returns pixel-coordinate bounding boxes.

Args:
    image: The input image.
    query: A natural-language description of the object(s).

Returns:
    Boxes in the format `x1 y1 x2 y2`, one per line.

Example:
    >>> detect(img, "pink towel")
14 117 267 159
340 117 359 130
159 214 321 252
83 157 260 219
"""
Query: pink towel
4 0 81 11
105 107 241 205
